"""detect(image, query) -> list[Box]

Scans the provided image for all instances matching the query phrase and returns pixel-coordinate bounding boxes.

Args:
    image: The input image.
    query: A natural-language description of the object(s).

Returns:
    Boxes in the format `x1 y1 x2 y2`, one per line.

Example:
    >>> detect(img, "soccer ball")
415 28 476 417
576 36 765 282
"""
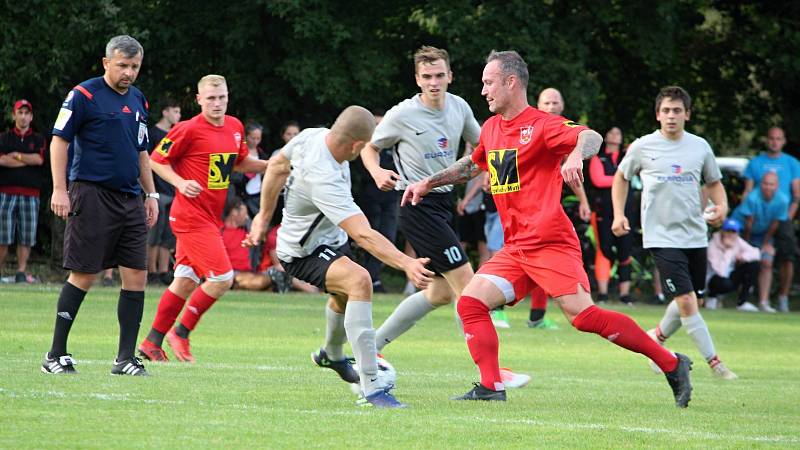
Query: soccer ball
350 355 397 395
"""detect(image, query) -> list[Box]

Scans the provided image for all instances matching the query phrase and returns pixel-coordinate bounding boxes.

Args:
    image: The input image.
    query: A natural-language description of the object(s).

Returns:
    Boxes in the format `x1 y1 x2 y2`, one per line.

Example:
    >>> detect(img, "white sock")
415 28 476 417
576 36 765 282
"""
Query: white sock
344 300 381 396
375 291 436 351
659 300 682 339
681 313 717 361
324 304 346 361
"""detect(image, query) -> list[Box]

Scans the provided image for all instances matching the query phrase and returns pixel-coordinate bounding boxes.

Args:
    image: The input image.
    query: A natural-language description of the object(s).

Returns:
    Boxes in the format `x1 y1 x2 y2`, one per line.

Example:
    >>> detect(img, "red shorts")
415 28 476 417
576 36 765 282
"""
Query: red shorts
174 227 233 280
477 244 589 306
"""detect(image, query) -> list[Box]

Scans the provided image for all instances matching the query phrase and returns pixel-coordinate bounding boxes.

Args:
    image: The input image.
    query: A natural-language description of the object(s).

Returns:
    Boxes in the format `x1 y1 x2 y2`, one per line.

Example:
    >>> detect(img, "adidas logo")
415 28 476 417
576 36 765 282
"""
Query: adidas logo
464 332 474 341
187 305 199 315
122 105 132 113
607 332 620 342
57 311 73 321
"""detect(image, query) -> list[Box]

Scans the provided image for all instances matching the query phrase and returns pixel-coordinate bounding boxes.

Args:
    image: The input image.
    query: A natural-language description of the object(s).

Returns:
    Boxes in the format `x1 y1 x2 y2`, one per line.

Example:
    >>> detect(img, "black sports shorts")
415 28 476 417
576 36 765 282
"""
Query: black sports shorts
650 247 707 299
281 243 352 293
457 210 486 245
63 181 147 273
399 191 468 275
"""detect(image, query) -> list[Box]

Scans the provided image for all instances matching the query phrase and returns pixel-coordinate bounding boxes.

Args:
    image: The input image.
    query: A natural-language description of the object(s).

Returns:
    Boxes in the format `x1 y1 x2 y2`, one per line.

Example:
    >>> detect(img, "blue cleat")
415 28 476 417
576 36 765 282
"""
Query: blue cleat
311 348 359 383
357 388 407 409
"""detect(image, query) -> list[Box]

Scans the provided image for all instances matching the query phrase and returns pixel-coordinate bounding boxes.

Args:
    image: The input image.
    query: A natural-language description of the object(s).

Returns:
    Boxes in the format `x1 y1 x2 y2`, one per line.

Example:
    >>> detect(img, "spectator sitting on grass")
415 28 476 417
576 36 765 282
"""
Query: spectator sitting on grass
705 218 760 311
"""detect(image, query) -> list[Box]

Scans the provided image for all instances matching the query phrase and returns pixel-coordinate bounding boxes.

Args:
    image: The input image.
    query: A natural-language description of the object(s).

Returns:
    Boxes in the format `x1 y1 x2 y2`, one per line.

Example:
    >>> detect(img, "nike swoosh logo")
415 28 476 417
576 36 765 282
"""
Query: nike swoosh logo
370 378 378 382
415 130 427 135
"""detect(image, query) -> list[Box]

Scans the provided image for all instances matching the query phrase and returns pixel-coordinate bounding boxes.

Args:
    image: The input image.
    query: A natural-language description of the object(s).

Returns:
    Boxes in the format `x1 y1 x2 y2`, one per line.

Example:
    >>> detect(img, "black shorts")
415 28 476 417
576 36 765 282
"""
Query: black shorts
63 181 147 273
457 210 486 245
650 248 707 298
399 192 468 274
774 220 798 262
280 243 352 293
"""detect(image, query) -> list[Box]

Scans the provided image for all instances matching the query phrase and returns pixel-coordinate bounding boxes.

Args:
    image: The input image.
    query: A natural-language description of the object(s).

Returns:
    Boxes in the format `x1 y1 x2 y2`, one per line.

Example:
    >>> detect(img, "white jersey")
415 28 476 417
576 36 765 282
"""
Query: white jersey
371 92 481 193
276 128 363 261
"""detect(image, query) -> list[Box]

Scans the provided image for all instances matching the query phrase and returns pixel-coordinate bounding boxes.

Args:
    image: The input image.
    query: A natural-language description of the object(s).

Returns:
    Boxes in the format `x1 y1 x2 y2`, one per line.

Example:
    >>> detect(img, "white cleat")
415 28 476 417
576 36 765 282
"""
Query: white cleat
711 362 738 380
704 297 719 310
736 302 759 312
500 368 531 389
759 302 777 313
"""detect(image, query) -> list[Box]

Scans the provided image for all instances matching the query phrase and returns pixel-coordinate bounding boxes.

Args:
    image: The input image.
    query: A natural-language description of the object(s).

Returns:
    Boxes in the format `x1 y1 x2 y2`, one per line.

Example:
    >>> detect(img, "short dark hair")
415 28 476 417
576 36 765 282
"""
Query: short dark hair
160 98 180 112
486 50 529 89
414 46 450 72
223 196 243 219
280 120 300 136
245 122 263 136
655 86 692 112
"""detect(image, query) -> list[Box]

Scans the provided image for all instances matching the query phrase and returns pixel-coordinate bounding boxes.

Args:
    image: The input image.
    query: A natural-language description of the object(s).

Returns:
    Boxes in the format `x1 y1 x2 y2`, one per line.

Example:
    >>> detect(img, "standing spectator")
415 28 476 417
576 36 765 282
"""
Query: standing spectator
277 120 300 153
705 218 761 310
237 122 270 218
588 126 635 304
742 127 799 313
732 171 789 312
0 99 46 283
353 110 400 293
42 35 157 376
138 74 267 364
147 99 181 285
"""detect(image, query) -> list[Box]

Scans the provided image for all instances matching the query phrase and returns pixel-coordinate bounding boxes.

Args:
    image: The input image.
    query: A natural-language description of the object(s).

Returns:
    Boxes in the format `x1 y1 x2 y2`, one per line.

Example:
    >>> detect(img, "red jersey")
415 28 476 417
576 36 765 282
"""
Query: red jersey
222 226 252 272
151 114 248 232
471 106 588 250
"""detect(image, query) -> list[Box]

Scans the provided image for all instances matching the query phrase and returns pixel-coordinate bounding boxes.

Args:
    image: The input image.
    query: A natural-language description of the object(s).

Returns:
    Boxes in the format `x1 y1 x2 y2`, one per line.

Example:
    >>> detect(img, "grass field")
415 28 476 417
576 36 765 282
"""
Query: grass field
1 284 799 449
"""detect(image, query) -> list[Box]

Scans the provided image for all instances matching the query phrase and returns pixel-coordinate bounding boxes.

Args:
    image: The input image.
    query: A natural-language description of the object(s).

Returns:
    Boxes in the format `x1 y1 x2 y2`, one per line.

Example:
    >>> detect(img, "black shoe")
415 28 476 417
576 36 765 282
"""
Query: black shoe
311 348 359 383
111 356 149 376
451 382 506 401
15 272 27 283
159 272 174 286
41 353 78 374
664 353 693 408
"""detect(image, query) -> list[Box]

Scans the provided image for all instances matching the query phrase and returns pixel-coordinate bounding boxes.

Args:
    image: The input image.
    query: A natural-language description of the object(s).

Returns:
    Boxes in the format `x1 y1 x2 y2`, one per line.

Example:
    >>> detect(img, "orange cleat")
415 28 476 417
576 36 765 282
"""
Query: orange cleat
166 329 195 363
138 339 169 362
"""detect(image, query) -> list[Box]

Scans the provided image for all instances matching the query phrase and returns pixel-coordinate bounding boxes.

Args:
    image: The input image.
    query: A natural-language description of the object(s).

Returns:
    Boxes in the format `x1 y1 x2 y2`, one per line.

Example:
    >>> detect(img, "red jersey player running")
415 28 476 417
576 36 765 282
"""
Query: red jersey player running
138 75 267 362
403 50 693 407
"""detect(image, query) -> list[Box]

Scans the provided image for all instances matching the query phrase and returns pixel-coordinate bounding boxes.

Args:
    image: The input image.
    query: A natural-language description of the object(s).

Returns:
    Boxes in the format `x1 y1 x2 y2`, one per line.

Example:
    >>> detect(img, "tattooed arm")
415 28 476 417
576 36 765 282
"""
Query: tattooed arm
561 129 602 190
401 155 484 206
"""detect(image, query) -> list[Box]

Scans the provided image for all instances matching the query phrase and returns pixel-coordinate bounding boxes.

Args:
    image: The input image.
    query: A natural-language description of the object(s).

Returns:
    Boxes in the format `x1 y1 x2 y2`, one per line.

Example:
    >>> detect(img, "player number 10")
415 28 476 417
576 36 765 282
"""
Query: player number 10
443 246 462 264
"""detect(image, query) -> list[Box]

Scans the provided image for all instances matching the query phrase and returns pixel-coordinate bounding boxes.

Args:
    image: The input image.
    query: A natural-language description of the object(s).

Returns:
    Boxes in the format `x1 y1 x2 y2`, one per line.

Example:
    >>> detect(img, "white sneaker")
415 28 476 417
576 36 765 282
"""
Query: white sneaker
705 297 719 310
778 297 790 313
736 302 759 312
759 302 777 313
711 362 738 380
500 368 531 389
645 329 664 374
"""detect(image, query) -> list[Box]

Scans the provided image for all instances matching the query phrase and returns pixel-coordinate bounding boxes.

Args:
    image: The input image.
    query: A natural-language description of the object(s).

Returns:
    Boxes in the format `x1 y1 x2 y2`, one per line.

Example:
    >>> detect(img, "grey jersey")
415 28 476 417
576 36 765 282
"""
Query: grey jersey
618 130 722 249
371 92 481 193
276 128 363 262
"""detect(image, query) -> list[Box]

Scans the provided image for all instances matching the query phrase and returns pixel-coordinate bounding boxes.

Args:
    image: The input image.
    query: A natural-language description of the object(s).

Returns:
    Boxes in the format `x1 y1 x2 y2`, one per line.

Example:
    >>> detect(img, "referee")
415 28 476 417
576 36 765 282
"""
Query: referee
42 35 158 376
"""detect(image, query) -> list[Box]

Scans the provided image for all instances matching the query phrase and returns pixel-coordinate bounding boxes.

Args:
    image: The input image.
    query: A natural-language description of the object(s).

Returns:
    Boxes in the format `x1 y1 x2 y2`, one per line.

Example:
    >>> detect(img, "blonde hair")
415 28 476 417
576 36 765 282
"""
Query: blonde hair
198 74 227 92
413 46 450 73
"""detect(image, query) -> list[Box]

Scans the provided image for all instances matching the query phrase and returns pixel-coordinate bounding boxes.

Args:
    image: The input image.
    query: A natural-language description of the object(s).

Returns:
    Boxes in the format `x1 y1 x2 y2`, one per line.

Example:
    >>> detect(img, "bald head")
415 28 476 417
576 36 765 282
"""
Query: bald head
331 105 375 143
537 88 564 115
767 126 786 153
761 170 779 200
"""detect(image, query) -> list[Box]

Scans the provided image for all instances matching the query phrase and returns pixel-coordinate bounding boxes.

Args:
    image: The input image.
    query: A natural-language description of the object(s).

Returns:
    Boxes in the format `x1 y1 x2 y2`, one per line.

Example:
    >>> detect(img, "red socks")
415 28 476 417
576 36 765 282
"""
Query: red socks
457 296 503 391
572 305 678 373
530 287 548 310
151 289 187 334
179 288 218 331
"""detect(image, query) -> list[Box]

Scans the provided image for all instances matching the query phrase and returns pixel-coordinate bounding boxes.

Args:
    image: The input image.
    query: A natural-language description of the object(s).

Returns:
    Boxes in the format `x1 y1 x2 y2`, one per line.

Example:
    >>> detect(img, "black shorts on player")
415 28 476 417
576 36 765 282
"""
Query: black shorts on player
650 248 707 298
399 191 468 275
457 209 486 246
281 244 352 293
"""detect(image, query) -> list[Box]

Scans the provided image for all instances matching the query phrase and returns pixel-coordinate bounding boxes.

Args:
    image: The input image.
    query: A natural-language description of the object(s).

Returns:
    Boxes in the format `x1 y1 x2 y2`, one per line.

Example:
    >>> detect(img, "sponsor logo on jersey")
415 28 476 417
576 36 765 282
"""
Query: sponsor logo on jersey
671 164 682 174
424 149 454 159
520 125 534 144
562 120 580 128
437 137 448 149
487 148 521 194
156 138 173 156
657 163 693 184
234 132 242 149
208 153 238 189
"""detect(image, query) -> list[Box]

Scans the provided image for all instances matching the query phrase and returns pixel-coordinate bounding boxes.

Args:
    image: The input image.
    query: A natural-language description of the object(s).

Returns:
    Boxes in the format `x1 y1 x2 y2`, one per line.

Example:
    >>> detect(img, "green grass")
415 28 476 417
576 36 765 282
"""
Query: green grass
1 285 798 449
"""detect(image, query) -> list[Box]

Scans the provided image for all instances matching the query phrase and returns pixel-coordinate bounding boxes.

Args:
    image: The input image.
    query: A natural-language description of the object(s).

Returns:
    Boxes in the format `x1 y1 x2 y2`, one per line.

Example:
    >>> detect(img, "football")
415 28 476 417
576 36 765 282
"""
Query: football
350 355 397 395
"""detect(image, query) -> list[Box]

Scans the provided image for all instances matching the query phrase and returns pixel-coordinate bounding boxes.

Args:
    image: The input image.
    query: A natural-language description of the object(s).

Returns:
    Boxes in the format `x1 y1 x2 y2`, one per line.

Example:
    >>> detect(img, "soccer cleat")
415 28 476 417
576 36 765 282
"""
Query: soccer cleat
166 329 195 363
267 267 293 293
664 353 693 408
311 348 359 383
138 339 169 362
490 309 511 329
500 368 531 389
41 353 77 374
526 318 559 330
759 302 777 313
736 302 759 312
451 383 507 401
778 297 790 313
710 361 738 380
15 271 28 283
357 387 407 408
111 356 149 376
